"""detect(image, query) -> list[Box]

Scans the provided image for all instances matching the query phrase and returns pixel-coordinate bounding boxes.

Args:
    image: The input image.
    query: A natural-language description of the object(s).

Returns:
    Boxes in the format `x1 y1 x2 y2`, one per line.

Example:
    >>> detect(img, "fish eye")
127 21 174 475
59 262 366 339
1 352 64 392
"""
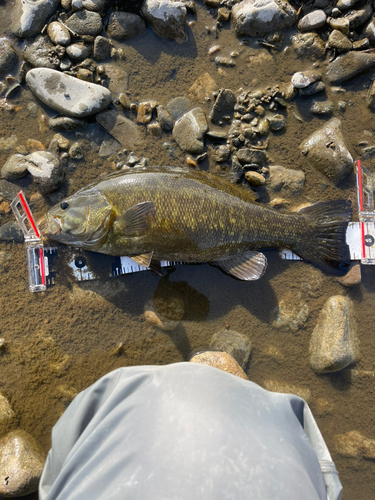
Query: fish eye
61 201 69 210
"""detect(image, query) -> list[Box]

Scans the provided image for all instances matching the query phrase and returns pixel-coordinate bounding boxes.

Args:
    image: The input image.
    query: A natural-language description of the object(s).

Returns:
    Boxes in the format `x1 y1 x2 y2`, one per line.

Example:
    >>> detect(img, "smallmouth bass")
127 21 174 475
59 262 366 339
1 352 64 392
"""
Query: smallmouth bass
39 166 352 280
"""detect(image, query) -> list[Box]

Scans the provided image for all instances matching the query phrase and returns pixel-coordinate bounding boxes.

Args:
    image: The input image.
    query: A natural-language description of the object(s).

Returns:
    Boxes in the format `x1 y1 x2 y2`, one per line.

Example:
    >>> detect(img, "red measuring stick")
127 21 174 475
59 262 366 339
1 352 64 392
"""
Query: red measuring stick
39 247 46 286
18 190 41 238
356 160 366 259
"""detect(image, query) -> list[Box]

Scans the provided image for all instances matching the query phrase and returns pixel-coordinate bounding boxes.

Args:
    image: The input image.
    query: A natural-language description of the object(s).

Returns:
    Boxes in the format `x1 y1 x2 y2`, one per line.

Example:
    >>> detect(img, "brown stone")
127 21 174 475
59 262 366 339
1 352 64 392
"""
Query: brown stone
190 351 248 380
336 262 361 287
334 430 375 459
263 380 311 403
0 430 45 497
0 395 16 437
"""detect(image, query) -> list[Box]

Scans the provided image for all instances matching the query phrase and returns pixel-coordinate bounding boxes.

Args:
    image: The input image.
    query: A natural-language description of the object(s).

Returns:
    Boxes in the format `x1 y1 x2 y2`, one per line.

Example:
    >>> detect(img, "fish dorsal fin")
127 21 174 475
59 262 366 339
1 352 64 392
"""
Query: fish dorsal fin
114 201 156 237
130 252 153 267
211 251 267 280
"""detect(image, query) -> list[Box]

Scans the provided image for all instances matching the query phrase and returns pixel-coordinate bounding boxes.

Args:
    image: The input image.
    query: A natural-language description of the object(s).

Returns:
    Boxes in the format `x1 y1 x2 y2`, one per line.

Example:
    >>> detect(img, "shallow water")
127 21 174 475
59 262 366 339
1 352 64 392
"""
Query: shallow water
0 2 375 499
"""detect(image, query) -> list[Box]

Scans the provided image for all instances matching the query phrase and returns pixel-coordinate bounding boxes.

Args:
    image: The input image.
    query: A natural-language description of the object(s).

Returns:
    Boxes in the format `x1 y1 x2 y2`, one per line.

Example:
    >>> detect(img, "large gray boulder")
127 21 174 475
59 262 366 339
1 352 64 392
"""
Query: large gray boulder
141 0 188 43
11 0 60 38
300 118 353 185
26 68 112 118
309 295 359 373
232 0 296 36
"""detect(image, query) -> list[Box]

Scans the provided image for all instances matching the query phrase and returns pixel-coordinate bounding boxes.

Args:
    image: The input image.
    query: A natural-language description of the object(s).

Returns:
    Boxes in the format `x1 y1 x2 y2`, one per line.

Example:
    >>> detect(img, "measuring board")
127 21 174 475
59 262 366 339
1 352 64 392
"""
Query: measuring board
10 160 375 290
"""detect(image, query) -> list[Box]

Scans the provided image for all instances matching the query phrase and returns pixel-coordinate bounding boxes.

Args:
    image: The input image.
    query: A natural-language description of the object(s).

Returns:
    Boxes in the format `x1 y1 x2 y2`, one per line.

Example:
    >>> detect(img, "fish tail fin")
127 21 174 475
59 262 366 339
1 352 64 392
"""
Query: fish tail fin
293 200 352 276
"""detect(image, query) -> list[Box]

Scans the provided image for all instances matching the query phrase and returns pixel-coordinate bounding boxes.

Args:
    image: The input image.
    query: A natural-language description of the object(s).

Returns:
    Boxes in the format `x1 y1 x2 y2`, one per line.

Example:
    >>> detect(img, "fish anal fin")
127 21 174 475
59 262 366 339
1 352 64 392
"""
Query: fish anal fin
130 252 153 268
211 251 267 281
114 201 155 237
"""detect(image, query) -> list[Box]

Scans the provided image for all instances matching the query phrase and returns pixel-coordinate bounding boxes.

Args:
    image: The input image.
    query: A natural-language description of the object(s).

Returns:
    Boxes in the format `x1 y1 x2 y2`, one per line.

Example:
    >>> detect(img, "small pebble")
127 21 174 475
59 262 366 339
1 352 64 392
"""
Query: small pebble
69 142 84 159
245 171 265 186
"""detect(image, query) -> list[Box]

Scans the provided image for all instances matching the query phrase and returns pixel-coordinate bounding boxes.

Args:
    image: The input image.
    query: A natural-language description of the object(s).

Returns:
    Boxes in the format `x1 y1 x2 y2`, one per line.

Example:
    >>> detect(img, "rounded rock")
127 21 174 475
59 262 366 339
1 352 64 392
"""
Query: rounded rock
298 10 326 32
66 43 91 60
65 10 103 36
82 0 106 11
309 295 359 373
47 21 71 46
245 171 266 186
49 116 86 131
11 0 60 38
291 70 321 89
141 0 188 43
1 154 29 180
232 0 296 36
106 11 147 40
0 430 45 497
209 329 252 368
190 351 248 380
26 151 64 194
26 68 112 118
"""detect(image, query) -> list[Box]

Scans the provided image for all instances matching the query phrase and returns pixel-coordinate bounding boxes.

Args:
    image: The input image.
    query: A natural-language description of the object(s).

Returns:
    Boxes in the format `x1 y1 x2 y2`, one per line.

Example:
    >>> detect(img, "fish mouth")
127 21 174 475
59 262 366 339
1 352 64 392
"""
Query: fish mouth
38 215 62 237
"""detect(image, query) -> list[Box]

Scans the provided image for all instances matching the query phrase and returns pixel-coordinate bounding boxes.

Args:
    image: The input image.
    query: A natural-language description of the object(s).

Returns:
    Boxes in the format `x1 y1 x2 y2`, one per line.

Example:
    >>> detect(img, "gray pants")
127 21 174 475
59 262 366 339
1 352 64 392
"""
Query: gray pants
39 363 342 500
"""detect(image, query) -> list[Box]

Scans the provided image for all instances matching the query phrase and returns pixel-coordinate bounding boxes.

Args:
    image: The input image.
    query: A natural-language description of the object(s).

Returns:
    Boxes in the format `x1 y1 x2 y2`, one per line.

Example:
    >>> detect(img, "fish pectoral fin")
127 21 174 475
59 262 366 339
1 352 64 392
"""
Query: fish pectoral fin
130 252 154 268
114 201 156 237
211 251 267 281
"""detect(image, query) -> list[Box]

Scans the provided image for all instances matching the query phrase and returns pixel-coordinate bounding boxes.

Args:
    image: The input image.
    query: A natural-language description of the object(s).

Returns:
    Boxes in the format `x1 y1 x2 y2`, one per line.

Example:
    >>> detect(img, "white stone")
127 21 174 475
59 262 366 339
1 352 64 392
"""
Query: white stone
26 68 112 118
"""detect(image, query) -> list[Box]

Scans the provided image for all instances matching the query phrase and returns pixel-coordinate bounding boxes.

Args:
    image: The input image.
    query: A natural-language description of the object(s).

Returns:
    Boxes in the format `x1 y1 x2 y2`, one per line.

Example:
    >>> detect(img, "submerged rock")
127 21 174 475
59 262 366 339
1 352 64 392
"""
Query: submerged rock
291 70 321 89
292 32 326 59
209 88 236 124
22 36 60 69
26 68 112 118
272 298 309 331
326 51 375 84
49 116 86 131
309 295 359 373
209 329 252 369
26 151 64 194
263 380 311 403
0 430 45 497
266 165 305 196
173 107 208 154
141 0 188 43
107 11 147 40
190 351 248 380
96 110 140 148
334 430 375 459
327 29 353 52
232 0 296 36
0 394 16 437
0 39 17 76
300 118 353 184
65 10 103 36
11 0 60 38
0 222 24 243
1 154 29 180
